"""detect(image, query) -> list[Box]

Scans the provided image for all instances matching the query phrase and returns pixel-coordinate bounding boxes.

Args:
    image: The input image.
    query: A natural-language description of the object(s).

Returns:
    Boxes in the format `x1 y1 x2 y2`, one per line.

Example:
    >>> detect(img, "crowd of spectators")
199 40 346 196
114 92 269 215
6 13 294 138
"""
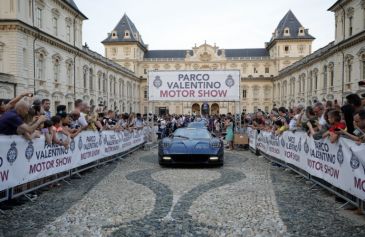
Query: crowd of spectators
1 91 364 148
245 93 365 144
0 94 150 148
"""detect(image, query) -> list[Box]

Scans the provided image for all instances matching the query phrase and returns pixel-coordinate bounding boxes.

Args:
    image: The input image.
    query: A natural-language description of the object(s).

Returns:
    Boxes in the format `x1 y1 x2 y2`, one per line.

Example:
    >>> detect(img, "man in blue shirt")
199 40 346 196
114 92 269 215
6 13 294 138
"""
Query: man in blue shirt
0 101 46 139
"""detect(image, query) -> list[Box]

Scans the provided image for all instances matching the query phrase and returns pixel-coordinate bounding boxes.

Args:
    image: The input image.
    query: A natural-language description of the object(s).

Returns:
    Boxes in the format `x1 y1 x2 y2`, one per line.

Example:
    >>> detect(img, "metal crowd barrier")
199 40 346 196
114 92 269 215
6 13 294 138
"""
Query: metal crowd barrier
248 133 365 212
0 142 146 207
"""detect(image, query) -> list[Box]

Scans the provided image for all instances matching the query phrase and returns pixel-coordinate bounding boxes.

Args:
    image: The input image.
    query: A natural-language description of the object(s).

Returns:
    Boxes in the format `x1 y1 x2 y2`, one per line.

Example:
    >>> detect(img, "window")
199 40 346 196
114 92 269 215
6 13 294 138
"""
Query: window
124 31 130 37
348 64 352 82
52 17 58 36
349 17 353 37
36 8 42 28
89 68 93 90
37 53 44 80
111 48 117 55
298 45 304 54
98 73 101 91
314 72 318 90
242 89 247 98
265 106 269 113
330 69 334 87
345 55 354 82
362 60 365 80
284 46 289 53
144 89 148 99
83 67 88 88
53 59 60 82
66 62 72 85
323 65 328 90
253 67 258 74
66 25 71 42
144 68 147 74
265 67 269 73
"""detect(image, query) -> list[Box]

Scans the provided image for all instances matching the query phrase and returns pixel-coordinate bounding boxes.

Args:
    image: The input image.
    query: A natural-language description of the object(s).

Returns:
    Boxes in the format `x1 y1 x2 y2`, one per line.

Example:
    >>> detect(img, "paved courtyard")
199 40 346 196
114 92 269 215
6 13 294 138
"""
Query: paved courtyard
0 149 365 237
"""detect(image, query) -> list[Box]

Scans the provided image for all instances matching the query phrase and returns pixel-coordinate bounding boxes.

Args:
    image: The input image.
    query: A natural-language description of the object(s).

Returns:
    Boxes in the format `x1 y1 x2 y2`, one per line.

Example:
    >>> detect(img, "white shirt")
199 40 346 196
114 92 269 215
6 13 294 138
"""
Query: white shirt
78 112 88 127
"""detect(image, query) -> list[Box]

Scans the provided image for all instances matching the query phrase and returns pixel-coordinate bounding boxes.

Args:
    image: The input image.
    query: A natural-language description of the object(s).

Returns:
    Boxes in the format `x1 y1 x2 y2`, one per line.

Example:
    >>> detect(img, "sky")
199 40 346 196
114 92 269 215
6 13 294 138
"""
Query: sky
76 0 336 55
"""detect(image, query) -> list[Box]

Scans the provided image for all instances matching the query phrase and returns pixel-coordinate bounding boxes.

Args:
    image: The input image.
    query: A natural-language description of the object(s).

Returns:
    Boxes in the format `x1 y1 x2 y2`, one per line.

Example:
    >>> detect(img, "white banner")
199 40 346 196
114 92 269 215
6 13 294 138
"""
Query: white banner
247 127 257 150
254 130 365 200
148 70 240 101
0 128 147 191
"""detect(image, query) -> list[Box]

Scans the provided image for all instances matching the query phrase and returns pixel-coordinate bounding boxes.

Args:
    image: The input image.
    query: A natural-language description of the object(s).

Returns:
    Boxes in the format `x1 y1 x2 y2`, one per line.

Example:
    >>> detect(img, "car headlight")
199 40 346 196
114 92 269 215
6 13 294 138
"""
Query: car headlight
210 141 221 148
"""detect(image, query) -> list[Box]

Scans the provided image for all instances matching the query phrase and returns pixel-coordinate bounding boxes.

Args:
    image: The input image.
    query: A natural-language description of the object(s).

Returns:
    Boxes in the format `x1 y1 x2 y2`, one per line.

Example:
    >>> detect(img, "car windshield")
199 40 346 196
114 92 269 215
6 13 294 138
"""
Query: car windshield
187 122 206 128
173 128 211 139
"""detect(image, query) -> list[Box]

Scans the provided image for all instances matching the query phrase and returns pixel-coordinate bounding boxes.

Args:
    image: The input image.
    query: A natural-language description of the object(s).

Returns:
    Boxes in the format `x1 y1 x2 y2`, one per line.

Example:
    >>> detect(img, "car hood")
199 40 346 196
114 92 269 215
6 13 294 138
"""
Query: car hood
161 138 221 154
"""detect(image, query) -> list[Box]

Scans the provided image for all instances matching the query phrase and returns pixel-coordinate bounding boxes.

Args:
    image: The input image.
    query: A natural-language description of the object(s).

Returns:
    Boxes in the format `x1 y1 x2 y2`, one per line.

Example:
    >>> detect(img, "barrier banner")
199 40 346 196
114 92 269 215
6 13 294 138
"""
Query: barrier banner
0 128 147 191
247 127 257 150
255 130 365 200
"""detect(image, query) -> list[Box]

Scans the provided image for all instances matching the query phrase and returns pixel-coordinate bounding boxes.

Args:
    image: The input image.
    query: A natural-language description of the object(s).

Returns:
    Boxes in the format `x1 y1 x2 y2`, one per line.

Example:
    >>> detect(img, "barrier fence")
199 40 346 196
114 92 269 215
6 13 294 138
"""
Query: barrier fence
0 128 149 203
247 127 365 208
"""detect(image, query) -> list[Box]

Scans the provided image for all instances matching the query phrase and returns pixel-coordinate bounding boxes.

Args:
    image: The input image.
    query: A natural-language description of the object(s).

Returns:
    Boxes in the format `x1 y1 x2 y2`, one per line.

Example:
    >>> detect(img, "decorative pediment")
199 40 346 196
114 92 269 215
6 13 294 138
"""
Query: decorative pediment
357 47 365 57
328 61 334 68
35 47 48 57
51 8 60 17
199 52 212 62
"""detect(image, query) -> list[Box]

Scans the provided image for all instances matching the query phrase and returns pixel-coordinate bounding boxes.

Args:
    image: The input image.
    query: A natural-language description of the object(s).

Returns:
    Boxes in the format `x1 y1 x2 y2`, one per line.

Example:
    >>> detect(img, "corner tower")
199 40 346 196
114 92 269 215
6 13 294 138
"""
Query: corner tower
102 14 147 72
266 10 315 72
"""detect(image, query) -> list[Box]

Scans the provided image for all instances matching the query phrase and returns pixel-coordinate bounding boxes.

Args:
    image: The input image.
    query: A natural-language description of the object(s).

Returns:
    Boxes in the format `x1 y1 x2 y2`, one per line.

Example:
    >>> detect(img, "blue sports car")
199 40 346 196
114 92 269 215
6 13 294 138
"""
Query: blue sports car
158 128 224 166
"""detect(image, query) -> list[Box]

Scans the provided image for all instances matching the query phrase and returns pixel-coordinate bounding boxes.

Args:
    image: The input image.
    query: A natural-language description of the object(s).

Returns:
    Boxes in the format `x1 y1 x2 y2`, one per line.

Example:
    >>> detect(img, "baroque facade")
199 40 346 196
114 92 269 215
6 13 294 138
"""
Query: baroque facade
274 0 365 107
1 0 364 115
102 11 314 115
0 0 141 113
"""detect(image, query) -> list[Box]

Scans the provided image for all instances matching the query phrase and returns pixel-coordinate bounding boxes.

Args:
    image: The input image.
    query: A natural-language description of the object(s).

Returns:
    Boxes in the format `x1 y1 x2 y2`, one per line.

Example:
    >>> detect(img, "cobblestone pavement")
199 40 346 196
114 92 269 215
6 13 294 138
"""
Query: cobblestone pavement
1 149 365 237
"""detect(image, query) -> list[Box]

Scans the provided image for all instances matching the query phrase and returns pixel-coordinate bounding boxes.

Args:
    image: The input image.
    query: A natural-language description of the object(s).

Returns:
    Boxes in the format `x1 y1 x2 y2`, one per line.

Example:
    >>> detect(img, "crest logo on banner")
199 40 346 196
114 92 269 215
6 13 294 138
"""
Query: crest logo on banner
153 75 162 88
304 139 309 154
225 75 235 88
298 137 302 152
337 144 344 165
280 137 285 148
350 148 360 170
70 138 75 152
78 136 83 151
7 141 18 165
25 141 34 161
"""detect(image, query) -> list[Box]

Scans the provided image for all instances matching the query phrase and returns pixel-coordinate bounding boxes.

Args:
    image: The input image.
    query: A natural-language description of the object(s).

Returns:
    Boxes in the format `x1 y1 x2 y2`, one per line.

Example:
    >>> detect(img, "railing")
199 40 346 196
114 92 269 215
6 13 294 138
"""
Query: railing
0 128 149 203
247 128 365 212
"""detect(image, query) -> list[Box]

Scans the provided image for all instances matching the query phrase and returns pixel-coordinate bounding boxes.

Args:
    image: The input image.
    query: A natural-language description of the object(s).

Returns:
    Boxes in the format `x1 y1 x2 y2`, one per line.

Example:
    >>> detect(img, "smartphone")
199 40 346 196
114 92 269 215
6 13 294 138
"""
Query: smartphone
334 128 341 131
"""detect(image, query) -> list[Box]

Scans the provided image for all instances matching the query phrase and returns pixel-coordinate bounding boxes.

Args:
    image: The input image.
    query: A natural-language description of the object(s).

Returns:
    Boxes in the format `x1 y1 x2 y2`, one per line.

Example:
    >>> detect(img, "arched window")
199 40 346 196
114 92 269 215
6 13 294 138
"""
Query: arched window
97 71 102 91
89 68 93 90
52 54 62 82
83 66 88 88
323 65 328 91
345 54 354 82
103 73 107 93
357 47 365 80
65 59 73 85
313 69 318 91
328 62 334 88
0 42 4 73
35 48 48 81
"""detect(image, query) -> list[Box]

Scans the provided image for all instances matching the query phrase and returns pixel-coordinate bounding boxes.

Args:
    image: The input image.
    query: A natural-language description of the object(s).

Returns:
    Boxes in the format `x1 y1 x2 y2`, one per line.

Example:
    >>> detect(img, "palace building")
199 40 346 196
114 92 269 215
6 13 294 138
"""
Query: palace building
0 0 364 115
102 11 315 115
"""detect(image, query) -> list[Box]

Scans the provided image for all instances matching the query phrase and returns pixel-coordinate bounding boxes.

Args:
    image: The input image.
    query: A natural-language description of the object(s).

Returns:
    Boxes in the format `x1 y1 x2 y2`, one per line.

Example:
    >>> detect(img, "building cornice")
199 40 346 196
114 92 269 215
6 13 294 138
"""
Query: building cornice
0 20 140 82
275 30 365 81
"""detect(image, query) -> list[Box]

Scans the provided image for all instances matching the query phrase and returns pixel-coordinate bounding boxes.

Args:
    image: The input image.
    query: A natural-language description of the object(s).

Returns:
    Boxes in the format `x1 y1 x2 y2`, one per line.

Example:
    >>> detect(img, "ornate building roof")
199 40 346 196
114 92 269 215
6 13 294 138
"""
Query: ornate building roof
268 10 314 44
63 0 88 19
102 14 146 49
143 48 269 59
